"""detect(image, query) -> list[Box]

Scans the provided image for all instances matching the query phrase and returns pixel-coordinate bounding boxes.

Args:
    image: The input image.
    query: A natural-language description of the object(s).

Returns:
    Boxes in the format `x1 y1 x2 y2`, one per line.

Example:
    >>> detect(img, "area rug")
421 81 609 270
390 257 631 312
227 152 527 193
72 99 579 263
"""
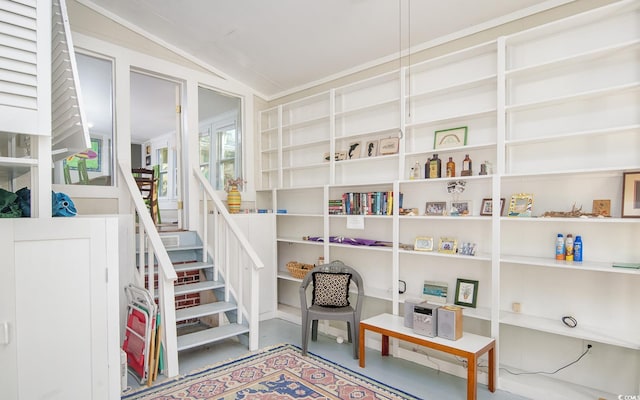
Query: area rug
122 343 420 399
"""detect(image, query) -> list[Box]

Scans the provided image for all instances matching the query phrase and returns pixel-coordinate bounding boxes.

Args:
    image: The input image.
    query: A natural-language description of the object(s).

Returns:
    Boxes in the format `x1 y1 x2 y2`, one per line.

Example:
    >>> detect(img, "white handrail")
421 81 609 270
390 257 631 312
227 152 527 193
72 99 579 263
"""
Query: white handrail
193 167 263 350
118 162 179 378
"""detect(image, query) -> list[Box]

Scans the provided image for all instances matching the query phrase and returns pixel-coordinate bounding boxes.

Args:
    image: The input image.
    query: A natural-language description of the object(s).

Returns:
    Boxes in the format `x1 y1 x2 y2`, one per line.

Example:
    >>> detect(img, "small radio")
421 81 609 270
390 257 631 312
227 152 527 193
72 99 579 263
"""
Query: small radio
413 303 440 337
403 299 424 328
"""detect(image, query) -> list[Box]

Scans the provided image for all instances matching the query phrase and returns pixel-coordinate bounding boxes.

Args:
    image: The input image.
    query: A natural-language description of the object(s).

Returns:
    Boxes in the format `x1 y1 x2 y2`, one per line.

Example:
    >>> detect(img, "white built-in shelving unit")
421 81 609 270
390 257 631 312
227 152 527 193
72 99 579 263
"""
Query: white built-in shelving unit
257 1 640 398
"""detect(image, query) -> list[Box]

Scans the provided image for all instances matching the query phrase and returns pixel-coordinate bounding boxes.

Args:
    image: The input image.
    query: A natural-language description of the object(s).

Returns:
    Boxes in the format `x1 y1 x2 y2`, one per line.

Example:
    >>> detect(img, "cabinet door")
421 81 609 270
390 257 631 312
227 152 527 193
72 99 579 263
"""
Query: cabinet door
0 219 118 400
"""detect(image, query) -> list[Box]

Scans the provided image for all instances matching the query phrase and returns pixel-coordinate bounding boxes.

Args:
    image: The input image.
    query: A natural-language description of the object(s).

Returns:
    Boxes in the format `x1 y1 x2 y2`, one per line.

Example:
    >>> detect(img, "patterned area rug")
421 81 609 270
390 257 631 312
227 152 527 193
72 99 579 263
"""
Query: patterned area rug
122 343 420 399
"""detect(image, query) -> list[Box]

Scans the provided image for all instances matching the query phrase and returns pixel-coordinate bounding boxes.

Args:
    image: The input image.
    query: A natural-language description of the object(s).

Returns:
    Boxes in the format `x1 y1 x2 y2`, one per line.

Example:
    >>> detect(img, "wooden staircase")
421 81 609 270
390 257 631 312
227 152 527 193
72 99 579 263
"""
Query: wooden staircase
142 230 249 352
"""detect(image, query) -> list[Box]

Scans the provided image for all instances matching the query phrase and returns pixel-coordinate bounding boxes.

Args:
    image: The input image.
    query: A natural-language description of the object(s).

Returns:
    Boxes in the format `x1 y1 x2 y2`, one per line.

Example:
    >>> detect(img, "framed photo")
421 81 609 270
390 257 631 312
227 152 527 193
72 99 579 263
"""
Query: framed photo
347 141 362 159
458 242 477 256
365 140 378 157
622 171 640 218
425 201 447 216
145 155 151 166
146 144 151 155
508 193 533 217
434 126 468 149
480 198 506 216
592 199 611 217
454 278 478 308
414 236 434 252
450 200 472 216
379 137 399 155
438 237 457 254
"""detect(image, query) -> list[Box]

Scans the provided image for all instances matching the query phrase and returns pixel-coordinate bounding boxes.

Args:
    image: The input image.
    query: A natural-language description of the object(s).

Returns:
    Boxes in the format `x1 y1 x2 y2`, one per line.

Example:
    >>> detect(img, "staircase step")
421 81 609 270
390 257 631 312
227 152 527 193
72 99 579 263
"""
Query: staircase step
166 244 202 252
174 280 224 296
173 261 214 273
176 301 237 321
177 323 249 351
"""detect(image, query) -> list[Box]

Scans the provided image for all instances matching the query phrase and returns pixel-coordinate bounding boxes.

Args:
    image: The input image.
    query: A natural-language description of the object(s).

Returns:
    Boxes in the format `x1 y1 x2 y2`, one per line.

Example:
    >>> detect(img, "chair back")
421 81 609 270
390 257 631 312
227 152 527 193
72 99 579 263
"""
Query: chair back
300 260 364 309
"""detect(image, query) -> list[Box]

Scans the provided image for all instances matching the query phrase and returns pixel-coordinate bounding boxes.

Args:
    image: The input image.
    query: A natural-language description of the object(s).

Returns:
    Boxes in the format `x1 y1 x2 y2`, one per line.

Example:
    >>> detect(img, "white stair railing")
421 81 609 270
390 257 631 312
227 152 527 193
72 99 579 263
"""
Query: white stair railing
193 168 263 351
118 162 179 378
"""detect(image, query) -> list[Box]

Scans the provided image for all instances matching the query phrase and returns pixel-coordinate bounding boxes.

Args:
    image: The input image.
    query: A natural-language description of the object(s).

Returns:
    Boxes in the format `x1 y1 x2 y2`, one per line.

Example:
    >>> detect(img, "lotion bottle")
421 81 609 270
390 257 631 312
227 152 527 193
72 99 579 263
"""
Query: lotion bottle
574 236 583 262
565 234 574 261
555 234 565 260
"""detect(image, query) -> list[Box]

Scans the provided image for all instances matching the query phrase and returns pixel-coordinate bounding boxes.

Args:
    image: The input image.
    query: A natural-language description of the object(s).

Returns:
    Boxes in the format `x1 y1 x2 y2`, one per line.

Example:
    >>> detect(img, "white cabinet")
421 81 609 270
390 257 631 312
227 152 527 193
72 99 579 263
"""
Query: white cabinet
258 1 640 397
0 217 121 400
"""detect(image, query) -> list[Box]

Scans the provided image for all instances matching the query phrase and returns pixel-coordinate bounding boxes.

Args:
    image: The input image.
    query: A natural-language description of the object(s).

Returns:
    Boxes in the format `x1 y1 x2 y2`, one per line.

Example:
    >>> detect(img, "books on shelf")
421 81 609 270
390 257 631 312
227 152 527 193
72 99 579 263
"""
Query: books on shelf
330 191 403 215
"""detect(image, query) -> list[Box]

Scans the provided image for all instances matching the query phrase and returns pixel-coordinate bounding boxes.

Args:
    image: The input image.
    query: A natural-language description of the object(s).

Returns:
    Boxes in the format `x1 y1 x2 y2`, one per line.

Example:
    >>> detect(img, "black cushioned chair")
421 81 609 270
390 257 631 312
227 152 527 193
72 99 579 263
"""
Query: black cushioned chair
299 260 364 359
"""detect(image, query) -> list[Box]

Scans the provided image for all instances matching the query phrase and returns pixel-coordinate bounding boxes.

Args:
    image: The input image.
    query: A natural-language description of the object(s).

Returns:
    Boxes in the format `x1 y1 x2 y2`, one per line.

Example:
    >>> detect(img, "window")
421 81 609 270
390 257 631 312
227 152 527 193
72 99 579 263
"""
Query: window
198 87 242 191
55 52 114 186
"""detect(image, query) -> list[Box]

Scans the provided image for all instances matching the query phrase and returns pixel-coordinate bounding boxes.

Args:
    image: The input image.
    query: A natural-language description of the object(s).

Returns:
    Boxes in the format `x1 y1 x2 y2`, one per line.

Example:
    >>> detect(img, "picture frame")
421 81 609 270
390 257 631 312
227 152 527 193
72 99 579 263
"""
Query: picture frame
425 201 447 216
379 137 399 155
414 236 434 252
480 198 506 216
454 278 478 308
365 140 378 157
450 200 472 216
458 242 477 256
592 199 611 217
438 237 457 254
434 126 468 150
508 193 533 217
622 171 640 218
145 155 151 166
347 141 362 159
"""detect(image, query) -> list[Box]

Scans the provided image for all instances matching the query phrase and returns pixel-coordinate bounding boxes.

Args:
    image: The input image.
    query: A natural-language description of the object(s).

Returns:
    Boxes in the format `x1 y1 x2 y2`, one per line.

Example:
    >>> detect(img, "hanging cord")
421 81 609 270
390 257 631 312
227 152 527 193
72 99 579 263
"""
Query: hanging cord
499 345 592 376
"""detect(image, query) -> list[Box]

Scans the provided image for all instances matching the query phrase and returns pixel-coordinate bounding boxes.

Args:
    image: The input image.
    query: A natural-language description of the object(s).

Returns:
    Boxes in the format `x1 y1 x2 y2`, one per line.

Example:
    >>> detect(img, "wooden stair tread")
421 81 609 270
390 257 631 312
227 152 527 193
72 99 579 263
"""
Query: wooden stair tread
177 323 249 351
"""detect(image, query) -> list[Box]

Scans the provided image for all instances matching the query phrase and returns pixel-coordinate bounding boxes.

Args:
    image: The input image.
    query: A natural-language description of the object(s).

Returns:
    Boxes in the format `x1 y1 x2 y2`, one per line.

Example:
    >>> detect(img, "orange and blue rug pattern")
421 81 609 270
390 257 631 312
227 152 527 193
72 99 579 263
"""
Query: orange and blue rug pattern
123 344 420 399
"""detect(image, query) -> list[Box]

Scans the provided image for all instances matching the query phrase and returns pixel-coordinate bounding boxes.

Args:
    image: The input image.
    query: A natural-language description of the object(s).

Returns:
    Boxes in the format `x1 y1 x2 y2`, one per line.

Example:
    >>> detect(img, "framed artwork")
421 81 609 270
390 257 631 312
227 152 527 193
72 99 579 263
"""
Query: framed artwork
414 236 434 252
347 141 362 159
454 278 478 308
622 172 640 218
379 137 399 155
480 198 506 216
591 199 611 217
146 144 151 155
425 201 447 216
365 140 378 157
145 155 151 166
438 237 457 254
450 200 472 216
434 126 467 149
508 193 533 217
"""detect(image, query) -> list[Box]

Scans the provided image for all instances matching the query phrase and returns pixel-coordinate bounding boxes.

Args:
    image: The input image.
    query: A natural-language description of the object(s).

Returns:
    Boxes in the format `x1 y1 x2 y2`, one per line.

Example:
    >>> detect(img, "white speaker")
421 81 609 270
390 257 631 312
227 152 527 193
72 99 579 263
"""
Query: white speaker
437 305 463 340
403 299 424 328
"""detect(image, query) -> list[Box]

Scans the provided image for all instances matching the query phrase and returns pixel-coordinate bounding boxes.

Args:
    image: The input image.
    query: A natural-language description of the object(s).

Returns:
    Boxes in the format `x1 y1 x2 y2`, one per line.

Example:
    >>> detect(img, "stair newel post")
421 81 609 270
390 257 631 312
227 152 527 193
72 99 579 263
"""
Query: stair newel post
224 224 230 304
213 210 220 282
202 182 207 263
249 259 259 350
236 250 244 325
147 240 155 300
138 223 145 286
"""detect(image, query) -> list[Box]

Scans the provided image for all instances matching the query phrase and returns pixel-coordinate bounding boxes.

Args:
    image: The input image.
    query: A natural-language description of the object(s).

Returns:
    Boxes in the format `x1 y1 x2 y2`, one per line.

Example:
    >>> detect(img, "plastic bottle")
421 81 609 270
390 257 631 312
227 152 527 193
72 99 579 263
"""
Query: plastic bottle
555 234 565 260
565 234 574 261
574 236 582 262
413 161 421 179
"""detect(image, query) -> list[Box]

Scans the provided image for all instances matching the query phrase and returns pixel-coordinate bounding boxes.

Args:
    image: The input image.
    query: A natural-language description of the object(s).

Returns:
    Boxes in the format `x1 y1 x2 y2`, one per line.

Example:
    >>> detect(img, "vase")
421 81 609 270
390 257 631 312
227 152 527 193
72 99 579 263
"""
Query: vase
227 185 241 213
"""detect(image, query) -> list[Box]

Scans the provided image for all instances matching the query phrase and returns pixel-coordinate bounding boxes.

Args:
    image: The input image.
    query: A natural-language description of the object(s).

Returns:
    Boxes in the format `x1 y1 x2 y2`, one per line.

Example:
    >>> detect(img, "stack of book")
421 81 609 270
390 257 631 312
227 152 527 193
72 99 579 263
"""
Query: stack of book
328 199 343 215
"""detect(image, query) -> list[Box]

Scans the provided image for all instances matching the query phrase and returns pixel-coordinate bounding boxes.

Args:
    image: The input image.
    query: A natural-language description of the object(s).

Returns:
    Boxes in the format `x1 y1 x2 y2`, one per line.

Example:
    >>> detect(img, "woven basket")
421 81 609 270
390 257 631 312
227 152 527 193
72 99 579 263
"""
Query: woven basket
286 261 314 279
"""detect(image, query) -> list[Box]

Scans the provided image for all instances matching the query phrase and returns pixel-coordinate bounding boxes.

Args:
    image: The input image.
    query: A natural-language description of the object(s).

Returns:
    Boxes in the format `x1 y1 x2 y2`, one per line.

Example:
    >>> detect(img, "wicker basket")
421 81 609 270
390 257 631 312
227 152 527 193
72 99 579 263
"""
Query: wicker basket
286 261 314 279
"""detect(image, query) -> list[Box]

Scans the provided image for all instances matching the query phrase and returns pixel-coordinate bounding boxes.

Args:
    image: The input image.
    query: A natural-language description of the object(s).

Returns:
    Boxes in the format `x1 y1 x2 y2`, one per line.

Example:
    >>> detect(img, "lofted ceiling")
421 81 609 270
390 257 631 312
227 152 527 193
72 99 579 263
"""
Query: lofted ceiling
79 0 569 100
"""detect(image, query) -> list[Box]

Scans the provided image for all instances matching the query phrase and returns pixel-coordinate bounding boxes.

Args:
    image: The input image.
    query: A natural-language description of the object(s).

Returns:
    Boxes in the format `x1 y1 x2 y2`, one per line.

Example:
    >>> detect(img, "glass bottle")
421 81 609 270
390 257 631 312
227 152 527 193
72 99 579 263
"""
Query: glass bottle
462 154 472 176
446 157 456 177
428 153 441 178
